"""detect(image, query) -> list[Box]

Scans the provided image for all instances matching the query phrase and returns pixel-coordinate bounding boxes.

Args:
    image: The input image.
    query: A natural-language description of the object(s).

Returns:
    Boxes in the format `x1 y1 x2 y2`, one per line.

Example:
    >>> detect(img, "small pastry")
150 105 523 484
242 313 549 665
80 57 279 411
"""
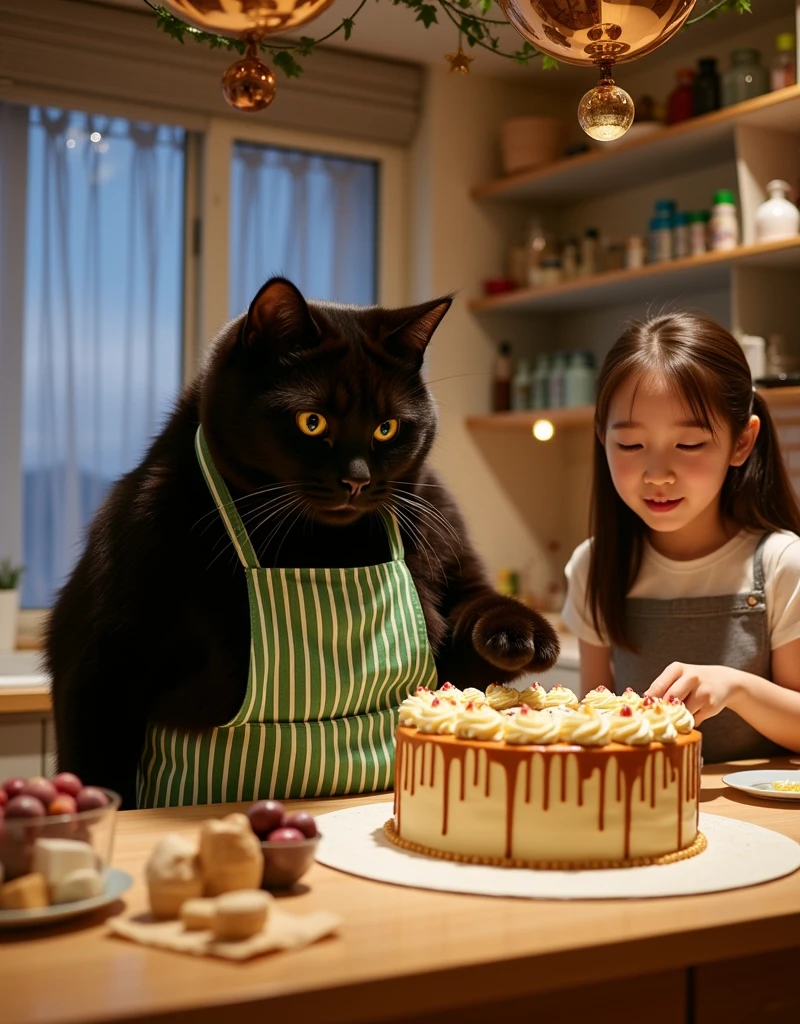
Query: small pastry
0 872 49 910
518 681 547 710
51 867 103 904
146 833 204 919
180 897 218 931
199 814 263 897
212 890 271 942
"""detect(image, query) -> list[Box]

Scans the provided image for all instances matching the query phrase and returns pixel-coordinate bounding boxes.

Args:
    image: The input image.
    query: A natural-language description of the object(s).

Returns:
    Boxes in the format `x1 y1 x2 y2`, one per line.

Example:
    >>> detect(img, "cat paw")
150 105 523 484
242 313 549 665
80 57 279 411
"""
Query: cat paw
472 602 560 673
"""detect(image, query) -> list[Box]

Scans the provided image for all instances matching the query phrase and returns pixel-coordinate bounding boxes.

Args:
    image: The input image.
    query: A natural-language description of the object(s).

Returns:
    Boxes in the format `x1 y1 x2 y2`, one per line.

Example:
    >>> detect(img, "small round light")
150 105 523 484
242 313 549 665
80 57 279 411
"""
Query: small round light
578 80 635 142
90 131 102 142
65 138 76 149
532 419 555 442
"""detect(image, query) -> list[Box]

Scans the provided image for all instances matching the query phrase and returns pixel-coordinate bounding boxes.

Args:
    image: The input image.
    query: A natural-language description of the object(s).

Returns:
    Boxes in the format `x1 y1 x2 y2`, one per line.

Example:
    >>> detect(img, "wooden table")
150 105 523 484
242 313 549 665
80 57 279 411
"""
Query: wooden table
3 759 800 1024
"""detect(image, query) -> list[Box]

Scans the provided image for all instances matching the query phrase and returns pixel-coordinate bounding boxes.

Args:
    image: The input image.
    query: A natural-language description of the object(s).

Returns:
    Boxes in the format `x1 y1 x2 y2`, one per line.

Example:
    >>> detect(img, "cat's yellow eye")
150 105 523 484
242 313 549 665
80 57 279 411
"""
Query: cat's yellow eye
374 419 399 442
296 412 328 437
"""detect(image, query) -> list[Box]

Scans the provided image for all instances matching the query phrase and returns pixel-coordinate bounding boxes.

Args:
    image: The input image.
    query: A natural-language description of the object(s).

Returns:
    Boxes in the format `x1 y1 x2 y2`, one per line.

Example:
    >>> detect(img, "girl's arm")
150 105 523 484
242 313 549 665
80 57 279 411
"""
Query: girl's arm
578 640 614 698
646 638 800 753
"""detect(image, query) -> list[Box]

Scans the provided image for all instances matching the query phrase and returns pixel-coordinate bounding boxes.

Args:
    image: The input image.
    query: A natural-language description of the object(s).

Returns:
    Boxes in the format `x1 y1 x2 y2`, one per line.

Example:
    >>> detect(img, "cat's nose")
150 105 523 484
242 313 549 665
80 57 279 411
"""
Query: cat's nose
341 477 370 498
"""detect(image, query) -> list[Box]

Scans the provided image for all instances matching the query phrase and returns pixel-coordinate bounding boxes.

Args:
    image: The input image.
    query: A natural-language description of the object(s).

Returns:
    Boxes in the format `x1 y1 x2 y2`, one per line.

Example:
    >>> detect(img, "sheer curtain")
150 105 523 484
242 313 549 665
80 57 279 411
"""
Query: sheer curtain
18 107 185 607
229 143 378 316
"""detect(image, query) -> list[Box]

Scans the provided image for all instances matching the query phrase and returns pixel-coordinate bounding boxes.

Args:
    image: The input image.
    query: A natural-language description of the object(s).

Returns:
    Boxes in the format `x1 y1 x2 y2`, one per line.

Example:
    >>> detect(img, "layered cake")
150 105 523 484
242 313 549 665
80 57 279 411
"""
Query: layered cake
387 682 704 868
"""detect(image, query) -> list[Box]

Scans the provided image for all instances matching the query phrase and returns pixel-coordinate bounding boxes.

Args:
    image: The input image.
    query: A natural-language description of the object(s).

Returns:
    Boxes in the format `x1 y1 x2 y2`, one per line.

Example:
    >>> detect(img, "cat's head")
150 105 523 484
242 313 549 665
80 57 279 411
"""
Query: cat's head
201 277 451 525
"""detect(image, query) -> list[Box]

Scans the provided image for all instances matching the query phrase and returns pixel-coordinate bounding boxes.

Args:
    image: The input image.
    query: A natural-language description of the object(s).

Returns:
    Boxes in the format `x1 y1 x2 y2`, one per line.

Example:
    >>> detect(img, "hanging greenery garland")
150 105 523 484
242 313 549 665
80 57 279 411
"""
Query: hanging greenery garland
145 0 753 80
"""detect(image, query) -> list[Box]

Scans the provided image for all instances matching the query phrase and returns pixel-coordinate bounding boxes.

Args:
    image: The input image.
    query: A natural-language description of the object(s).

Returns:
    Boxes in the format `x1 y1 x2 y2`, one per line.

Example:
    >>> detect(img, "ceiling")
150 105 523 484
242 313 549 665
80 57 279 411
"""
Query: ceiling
87 1 794 80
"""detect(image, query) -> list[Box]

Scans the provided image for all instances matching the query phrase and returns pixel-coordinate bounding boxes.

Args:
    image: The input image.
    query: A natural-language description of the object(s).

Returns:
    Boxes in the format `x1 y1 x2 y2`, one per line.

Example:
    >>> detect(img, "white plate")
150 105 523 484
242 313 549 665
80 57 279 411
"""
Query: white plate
723 770 800 801
0 867 133 929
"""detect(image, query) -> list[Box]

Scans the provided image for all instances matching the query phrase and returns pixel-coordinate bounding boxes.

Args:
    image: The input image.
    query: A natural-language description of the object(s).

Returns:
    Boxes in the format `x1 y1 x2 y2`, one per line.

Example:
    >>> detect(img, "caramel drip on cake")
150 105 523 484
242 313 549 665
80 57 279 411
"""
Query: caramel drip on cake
394 728 700 862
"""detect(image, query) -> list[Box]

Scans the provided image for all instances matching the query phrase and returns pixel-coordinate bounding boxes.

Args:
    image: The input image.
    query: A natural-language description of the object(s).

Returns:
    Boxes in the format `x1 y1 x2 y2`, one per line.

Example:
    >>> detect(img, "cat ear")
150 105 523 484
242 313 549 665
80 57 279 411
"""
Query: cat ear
380 297 452 366
243 277 321 357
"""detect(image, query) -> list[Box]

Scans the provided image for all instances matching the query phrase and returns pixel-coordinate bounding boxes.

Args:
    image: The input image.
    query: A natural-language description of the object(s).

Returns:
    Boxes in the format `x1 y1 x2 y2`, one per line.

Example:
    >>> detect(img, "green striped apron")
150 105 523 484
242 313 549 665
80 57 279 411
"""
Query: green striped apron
136 427 436 807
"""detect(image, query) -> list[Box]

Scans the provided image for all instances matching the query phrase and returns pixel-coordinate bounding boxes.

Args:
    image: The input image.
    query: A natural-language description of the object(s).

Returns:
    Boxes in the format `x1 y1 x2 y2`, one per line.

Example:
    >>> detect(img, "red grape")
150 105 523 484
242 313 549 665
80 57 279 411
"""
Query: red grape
3 778 25 798
246 799 285 838
282 811 317 839
0 789 7 808
5 795 46 819
75 787 109 812
53 772 83 798
20 777 57 808
264 826 305 843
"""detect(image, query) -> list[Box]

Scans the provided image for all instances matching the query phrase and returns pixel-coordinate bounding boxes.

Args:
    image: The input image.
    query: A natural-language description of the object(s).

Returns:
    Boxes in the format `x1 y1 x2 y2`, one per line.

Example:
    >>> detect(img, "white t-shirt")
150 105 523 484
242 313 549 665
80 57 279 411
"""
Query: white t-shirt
562 529 800 651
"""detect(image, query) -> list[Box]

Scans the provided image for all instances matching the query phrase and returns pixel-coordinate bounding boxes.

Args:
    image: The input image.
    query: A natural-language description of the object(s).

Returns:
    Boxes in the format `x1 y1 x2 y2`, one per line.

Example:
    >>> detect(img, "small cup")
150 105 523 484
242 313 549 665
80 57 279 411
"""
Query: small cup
259 834 320 889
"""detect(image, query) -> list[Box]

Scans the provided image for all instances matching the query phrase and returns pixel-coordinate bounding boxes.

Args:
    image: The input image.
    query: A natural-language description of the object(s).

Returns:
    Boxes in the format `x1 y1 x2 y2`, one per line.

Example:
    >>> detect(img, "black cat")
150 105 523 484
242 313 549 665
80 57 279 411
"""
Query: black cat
48 278 559 807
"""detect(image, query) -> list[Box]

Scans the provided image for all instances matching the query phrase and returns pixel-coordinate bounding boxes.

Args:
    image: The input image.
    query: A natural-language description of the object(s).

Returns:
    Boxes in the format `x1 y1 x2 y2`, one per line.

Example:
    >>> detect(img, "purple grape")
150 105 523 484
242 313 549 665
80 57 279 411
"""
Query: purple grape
246 799 285 838
282 811 317 839
264 826 306 843
5 795 46 819
75 787 109 812
20 777 57 808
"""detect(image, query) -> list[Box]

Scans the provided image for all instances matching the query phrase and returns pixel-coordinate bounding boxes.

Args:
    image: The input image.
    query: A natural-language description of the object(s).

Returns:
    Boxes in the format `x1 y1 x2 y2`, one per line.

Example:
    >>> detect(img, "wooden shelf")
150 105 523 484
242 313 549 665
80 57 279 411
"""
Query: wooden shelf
466 388 800 433
469 237 800 314
472 86 800 204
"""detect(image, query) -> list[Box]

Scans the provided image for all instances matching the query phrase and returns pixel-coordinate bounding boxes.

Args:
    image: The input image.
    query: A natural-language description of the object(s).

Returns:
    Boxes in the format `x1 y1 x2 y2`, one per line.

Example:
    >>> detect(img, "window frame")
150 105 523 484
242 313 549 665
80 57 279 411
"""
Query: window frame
1 91 409 632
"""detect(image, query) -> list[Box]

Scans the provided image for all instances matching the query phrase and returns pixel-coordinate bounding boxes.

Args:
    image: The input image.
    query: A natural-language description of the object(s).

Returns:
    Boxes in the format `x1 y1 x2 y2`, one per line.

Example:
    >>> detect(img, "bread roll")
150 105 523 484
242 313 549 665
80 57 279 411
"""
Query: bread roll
199 814 262 896
145 833 203 919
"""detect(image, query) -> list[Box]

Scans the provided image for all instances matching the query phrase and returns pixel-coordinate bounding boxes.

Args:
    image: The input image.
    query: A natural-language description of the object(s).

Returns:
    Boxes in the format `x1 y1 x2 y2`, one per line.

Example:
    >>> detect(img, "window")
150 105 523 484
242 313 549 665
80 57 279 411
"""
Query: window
229 142 378 314
1 104 185 607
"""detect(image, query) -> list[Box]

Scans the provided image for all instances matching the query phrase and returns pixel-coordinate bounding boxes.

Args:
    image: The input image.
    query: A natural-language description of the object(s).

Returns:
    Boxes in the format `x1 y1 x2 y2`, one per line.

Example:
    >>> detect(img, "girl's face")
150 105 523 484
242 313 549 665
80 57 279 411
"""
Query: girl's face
602 373 759 552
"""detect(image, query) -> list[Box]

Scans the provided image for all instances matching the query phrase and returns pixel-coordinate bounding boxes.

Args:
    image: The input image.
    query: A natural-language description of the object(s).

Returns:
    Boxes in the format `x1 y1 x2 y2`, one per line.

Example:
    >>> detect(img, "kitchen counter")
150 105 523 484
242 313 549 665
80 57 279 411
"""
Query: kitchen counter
3 757 800 1024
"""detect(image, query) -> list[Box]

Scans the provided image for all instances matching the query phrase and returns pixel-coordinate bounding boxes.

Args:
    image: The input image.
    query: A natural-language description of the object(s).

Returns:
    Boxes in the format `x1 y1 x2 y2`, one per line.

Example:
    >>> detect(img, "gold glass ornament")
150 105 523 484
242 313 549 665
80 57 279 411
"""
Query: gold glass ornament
496 0 698 139
445 46 474 74
161 1 334 111
161 1 335 39
221 42 277 112
578 70 634 140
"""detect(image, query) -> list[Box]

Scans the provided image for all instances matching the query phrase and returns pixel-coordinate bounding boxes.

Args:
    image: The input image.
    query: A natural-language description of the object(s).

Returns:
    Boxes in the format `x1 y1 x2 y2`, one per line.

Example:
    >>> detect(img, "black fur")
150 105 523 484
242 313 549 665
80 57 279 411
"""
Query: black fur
48 279 559 806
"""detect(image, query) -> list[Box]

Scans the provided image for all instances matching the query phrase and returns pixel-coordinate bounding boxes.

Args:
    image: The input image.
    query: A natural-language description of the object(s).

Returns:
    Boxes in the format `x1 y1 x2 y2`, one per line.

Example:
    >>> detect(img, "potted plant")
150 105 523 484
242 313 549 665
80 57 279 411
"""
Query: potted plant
0 559 24 652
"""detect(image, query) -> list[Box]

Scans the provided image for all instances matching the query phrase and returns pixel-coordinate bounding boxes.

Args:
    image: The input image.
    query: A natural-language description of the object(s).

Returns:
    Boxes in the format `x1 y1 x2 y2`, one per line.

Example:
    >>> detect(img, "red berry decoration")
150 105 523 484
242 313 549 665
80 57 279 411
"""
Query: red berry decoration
282 811 317 839
246 799 285 838
20 777 57 808
642 695 656 707
53 772 83 798
75 787 110 812
265 826 305 843
619 705 633 718
5 795 46 818
3 778 26 798
49 794 78 816
440 682 454 691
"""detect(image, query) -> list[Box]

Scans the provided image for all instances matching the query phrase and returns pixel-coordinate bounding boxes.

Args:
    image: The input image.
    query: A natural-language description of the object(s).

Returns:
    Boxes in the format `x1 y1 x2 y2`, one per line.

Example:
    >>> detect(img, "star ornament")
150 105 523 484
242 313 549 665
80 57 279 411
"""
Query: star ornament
445 46 473 74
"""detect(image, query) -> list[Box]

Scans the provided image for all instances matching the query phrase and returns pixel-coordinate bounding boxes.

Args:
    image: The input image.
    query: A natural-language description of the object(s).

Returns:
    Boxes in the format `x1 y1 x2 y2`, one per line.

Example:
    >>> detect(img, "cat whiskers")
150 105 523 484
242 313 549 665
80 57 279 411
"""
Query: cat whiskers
191 481 301 538
204 492 301 572
389 490 462 571
385 501 445 581
272 500 313 566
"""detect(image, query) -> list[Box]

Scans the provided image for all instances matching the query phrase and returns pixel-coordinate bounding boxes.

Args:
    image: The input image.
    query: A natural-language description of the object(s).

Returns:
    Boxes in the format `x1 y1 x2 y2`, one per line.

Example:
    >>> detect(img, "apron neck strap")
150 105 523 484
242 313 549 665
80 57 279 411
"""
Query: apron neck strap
195 427 261 569
379 507 405 561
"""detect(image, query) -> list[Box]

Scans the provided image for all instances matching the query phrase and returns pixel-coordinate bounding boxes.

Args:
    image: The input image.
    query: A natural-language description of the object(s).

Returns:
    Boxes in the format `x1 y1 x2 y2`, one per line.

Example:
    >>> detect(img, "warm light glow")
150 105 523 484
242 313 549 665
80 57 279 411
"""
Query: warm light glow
532 419 555 441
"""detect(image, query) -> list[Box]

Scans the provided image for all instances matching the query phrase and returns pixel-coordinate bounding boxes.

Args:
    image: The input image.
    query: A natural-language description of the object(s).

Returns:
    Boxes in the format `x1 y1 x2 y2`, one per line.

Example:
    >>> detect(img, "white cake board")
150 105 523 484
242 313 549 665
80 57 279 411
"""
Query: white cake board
314 802 800 900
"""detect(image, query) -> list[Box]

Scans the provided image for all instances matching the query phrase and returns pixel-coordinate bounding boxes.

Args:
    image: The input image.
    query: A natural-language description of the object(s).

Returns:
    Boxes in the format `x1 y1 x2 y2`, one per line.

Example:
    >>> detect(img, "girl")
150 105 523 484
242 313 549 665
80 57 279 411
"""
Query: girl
562 312 800 762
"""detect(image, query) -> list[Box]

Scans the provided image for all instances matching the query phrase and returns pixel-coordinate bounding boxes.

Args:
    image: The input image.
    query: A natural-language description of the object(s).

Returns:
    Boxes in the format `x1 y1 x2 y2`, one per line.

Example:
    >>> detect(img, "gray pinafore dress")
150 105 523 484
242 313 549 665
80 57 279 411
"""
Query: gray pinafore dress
612 532 788 763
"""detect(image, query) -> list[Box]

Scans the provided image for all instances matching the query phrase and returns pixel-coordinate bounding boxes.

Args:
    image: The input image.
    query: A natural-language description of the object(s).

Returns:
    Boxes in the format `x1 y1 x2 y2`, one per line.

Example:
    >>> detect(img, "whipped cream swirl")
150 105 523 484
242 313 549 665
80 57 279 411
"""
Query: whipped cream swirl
518 682 547 710
542 684 579 710
503 707 561 744
453 702 505 741
558 706 611 746
486 683 521 711
608 710 654 745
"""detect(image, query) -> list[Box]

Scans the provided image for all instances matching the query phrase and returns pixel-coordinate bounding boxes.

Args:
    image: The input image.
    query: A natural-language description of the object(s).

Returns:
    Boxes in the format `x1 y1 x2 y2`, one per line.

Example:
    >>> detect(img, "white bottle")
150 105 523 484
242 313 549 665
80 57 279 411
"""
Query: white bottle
709 189 739 251
755 180 800 242
739 335 766 381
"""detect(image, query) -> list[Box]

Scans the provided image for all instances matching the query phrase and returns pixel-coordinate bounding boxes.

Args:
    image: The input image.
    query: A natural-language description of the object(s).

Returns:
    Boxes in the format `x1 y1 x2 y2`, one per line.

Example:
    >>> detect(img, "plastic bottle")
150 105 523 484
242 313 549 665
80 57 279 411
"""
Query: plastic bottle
561 239 579 279
547 352 569 409
666 68 695 124
739 335 766 381
673 212 691 259
771 33 797 91
564 352 595 407
493 342 512 412
755 179 800 242
648 216 673 262
511 357 533 411
709 190 739 250
722 49 769 107
531 353 551 409
625 235 645 269
688 211 708 255
693 57 720 115
539 257 563 287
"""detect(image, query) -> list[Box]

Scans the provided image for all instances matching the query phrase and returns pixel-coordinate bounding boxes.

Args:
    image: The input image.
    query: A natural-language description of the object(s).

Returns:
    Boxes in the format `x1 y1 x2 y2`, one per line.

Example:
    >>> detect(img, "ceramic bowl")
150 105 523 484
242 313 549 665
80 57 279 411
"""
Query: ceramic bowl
260 833 320 889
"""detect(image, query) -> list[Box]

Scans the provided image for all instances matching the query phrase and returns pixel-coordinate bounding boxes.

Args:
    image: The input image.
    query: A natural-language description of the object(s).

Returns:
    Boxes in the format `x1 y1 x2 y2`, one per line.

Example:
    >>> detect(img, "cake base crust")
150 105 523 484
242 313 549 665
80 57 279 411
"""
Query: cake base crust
384 816 707 870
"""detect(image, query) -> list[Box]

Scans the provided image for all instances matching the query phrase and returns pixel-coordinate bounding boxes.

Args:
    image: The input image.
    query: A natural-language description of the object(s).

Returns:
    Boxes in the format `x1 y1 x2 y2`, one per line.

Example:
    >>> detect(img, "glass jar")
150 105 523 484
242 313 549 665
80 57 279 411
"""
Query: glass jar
722 49 769 107
531 353 551 410
666 68 695 124
547 352 569 409
771 33 796 91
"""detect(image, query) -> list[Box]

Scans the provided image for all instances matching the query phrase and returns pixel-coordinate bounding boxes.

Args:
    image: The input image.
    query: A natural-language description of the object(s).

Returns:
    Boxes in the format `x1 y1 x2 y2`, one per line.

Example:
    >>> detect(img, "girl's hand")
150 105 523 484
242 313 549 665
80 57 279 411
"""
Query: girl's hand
644 663 739 725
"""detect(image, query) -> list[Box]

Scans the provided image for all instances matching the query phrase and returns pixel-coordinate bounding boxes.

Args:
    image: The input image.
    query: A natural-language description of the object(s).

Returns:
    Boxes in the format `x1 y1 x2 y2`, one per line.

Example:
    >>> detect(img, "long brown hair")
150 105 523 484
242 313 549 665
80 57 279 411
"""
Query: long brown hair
587 311 800 650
